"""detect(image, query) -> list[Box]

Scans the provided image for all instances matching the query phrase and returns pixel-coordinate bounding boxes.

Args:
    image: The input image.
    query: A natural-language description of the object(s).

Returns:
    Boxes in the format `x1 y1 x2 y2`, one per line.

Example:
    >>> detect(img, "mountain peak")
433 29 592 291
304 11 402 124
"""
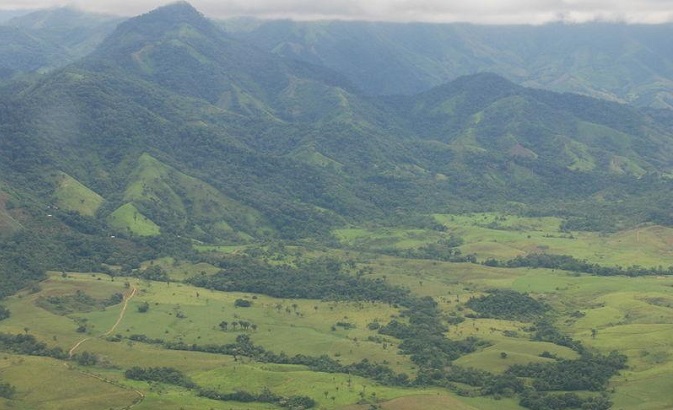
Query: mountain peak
136 1 205 25
93 1 217 59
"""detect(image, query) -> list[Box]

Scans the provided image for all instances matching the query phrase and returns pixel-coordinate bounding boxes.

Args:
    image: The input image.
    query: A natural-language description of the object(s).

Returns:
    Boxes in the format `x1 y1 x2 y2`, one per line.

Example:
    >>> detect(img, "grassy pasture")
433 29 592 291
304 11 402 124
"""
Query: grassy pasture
453 336 578 373
81 278 412 372
434 213 673 267
336 213 673 268
345 393 527 410
107 203 161 236
6 209 673 410
193 244 250 253
340 232 673 410
192 363 447 409
0 354 138 409
0 273 475 409
52 172 104 217
1 273 128 347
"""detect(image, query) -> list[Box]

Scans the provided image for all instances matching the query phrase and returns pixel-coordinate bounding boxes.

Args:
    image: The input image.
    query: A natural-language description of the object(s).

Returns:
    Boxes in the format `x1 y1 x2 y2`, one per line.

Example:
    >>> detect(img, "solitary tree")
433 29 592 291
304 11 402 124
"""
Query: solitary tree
137 301 150 313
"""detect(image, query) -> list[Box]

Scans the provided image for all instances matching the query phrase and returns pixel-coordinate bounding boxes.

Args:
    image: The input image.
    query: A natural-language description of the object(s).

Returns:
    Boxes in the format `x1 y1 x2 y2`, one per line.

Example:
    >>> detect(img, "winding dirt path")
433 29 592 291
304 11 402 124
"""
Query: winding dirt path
68 336 91 357
104 285 137 337
68 285 137 356
66 285 144 407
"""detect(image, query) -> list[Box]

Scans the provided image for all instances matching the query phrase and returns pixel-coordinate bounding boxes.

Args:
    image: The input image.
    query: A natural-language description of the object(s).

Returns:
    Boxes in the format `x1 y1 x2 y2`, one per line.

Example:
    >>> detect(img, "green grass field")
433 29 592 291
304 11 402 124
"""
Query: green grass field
0 354 139 410
106 203 161 236
336 213 673 268
333 215 673 409
4 214 673 409
434 213 673 267
52 172 104 217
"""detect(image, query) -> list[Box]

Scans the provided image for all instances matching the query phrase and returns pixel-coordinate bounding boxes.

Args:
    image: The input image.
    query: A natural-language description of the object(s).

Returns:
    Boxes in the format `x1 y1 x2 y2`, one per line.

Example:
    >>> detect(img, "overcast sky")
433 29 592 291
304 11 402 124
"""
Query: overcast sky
2 0 673 24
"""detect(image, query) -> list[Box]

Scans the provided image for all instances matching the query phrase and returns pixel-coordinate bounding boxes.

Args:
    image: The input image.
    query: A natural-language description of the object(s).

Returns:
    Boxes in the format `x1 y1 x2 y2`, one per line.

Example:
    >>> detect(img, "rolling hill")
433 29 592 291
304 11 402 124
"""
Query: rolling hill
2 3 673 410
226 20 673 109
0 1 670 267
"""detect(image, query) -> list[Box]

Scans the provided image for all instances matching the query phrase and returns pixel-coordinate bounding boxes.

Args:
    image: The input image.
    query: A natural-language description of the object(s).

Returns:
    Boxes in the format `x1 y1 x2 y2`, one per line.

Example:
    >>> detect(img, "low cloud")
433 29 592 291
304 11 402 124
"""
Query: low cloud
4 0 673 24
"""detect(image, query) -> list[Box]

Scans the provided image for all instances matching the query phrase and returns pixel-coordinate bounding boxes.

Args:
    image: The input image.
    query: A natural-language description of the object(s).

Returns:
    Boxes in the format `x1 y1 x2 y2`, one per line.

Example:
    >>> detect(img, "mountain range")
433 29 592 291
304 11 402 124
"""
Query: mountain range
225 20 673 109
0 2 672 279
4 6 673 109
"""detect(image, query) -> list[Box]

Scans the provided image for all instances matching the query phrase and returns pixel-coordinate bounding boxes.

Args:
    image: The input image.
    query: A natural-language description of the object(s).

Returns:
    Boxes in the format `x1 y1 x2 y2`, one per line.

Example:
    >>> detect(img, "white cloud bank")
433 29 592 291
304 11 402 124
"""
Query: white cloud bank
3 0 673 24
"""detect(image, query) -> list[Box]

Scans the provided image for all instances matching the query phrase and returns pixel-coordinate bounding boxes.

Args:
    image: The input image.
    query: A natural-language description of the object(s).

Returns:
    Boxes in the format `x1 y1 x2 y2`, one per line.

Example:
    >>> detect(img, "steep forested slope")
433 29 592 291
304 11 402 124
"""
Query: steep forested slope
226 20 673 108
0 2 671 269
0 8 120 80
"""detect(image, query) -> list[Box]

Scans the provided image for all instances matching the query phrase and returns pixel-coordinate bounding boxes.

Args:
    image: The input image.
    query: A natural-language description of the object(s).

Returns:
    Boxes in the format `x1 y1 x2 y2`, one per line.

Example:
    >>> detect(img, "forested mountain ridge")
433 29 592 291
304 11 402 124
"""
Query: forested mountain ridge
382 73 673 173
4 6 673 110
0 7 120 80
0 1 672 272
225 19 673 109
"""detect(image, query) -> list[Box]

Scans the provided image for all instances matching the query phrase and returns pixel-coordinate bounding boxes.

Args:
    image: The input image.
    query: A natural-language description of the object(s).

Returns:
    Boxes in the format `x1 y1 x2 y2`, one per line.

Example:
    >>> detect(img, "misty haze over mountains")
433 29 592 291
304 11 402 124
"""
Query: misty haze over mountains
2 5 673 109
0 1 671 247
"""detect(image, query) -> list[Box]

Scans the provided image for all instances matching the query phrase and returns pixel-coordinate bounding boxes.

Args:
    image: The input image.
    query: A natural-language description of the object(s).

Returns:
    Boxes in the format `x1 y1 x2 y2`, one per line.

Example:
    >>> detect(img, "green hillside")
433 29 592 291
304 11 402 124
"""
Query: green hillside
228 20 673 109
107 202 160 236
53 172 104 216
0 2 671 244
1 3 673 410
122 153 270 240
0 7 120 80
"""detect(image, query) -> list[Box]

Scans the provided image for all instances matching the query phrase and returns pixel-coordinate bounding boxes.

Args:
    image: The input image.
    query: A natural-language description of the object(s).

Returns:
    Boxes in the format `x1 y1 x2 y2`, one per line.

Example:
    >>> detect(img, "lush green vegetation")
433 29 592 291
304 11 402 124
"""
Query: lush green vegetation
486 253 673 277
228 20 673 110
187 257 410 303
466 290 549 321
0 251 671 409
2 3 673 410
0 333 67 359
125 366 197 388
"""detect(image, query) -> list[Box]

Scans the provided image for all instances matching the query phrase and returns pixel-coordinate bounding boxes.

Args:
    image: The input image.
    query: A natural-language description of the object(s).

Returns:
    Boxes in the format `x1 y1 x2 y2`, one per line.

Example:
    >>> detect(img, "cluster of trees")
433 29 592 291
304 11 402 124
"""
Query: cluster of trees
0 232 46 299
123 333 410 386
379 296 483 369
198 387 315 409
123 363 315 409
484 253 673 277
135 265 170 281
0 305 9 321
519 390 612 410
219 319 257 332
531 320 584 352
36 289 123 315
124 366 197 389
72 351 99 366
0 333 66 359
0 382 16 399
124 365 316 407
382 241 477 263
465 289 549 321
0 333 102 369
376 290 624 410
508 351 627 392
187 256 410 303
234 298 252 307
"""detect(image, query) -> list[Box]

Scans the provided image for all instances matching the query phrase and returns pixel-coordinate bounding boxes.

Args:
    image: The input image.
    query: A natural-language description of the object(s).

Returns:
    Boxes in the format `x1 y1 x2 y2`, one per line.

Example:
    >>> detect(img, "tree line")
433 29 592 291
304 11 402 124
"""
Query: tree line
484 252 673 276
125 366 315 408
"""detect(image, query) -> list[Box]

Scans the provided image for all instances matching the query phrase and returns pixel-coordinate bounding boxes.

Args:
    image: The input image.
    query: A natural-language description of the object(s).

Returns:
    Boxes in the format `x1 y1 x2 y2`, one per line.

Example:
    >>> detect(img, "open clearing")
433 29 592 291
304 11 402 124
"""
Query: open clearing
3 216 673 409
